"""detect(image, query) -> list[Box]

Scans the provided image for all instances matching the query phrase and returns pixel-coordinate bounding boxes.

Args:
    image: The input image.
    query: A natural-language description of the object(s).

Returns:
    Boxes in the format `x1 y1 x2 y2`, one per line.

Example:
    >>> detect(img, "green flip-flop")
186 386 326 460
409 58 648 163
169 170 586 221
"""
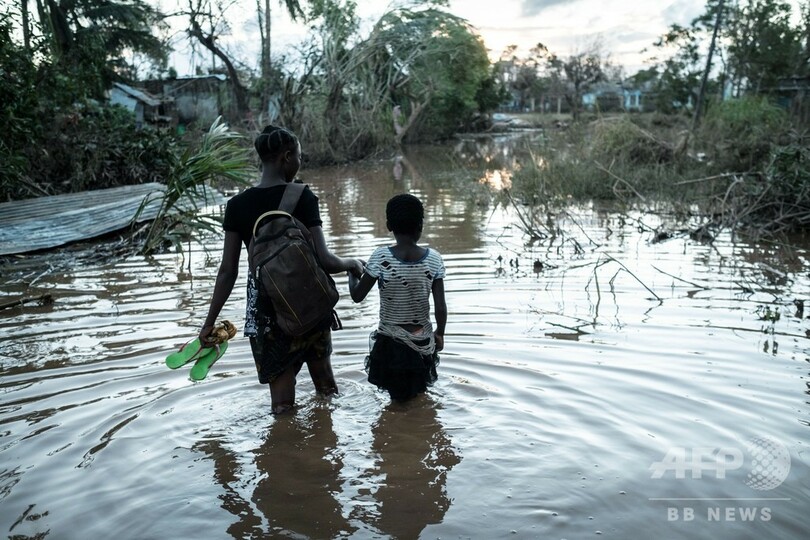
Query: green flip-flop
166 338 206 369
189 341 228 381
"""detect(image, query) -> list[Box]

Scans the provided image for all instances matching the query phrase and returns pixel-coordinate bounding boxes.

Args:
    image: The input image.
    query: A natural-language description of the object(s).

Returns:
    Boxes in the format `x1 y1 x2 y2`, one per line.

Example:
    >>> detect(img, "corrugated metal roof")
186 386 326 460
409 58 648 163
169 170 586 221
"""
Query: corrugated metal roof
0 183 226 256
112 82 162 107
173 74 228 82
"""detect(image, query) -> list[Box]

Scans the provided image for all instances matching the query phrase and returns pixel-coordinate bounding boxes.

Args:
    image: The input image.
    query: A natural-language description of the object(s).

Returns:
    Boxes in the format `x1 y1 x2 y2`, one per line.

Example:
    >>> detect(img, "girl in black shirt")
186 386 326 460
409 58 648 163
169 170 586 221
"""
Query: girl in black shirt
199 125 363 414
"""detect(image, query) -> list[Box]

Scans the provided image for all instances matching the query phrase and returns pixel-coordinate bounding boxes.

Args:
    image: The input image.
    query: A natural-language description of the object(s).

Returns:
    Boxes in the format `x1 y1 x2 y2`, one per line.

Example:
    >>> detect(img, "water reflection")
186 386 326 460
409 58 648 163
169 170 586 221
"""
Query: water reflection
252 407 353 538
362 397 460 538
194 436 264 538
303 132 545 259
2 132 809 539
197 406 353 539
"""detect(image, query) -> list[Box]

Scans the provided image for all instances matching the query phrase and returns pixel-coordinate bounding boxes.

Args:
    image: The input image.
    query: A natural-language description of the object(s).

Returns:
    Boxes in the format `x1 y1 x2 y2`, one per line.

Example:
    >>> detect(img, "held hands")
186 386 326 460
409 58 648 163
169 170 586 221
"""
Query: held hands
347 259 369 303
347 258 364 278
347 270 360 290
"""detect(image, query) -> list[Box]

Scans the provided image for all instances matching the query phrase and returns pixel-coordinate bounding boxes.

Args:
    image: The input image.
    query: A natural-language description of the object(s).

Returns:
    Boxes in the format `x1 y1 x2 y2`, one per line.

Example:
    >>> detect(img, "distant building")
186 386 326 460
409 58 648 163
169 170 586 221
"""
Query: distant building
775 76 810 125
108 82 162 128
623 88 644 111
583 81 650 112
143 74 237 126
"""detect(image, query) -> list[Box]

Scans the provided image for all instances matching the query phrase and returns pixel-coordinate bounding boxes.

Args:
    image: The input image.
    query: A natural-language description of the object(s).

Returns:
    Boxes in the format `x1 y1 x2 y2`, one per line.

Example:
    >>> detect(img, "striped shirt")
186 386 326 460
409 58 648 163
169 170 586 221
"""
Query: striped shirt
364 246 446 328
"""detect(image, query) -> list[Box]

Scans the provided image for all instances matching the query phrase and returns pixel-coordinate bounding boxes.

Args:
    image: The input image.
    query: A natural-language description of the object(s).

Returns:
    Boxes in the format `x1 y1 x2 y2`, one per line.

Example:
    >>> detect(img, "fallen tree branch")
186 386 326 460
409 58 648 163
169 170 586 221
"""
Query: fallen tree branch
594 160 646 202
651 264 709 289
673 172 746 186
503 189 551 239
0 293 53 310
601 254 662 302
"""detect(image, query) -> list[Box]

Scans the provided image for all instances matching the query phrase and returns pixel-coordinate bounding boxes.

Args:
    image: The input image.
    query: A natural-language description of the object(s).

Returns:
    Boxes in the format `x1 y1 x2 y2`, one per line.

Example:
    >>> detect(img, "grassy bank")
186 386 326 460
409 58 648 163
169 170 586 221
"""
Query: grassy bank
503 100 809 239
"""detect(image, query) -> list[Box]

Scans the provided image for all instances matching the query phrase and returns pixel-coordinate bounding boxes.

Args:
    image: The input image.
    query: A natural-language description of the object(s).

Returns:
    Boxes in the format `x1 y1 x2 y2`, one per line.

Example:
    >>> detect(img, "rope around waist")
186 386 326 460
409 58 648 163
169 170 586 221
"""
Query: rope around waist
376 322 435 355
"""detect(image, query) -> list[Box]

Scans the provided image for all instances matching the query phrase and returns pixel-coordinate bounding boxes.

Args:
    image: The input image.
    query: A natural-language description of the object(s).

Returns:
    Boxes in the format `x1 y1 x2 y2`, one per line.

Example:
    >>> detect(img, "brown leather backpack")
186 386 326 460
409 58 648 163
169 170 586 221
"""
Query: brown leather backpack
248 183 339 336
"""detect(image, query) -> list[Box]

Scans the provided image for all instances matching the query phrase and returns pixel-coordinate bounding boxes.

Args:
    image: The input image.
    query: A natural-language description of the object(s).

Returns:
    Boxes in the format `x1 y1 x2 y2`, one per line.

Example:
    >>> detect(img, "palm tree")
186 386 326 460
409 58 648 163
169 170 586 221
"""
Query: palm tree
37 0 166 77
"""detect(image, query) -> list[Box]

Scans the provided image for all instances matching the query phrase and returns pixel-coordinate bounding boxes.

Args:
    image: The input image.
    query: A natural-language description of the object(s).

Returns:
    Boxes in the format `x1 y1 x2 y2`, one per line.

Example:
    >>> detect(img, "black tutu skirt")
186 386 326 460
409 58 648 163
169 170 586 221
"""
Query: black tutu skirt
365 332 439 401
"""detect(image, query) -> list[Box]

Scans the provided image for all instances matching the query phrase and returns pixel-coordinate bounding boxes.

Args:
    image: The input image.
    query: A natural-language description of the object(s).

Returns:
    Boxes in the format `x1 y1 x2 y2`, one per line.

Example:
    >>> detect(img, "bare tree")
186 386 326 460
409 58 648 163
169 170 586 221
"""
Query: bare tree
185 0 250 117
543 41 610 121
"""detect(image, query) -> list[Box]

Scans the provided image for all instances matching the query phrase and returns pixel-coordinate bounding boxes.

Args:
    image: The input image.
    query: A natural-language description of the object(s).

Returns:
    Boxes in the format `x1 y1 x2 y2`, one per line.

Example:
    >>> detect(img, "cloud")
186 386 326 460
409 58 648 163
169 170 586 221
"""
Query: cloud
476 25 557 33
661 0 704 26
520 0 574 17
613 29 658 44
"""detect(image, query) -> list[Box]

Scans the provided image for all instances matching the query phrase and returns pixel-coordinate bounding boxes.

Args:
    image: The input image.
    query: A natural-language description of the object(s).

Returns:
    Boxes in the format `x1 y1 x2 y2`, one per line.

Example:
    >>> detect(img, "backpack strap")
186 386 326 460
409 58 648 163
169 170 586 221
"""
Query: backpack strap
279 182 306 214
251 183 308 239
252 210 291 238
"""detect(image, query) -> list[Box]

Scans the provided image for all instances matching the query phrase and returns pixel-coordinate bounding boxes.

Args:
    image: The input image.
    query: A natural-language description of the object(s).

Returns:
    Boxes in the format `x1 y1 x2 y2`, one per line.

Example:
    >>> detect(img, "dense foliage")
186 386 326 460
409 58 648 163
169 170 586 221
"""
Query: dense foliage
277 2 505 162
699 97 789 172
646 0 808 111
380 8 500 140
2 1 507 194
2 0 807 241
0 17 177 201
506 100 808 236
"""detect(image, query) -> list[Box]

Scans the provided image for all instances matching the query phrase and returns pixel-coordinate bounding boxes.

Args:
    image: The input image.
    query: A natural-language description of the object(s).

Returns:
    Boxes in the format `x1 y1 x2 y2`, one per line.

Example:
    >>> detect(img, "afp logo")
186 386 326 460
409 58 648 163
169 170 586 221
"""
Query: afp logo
744 437 791 490
650 436 791 491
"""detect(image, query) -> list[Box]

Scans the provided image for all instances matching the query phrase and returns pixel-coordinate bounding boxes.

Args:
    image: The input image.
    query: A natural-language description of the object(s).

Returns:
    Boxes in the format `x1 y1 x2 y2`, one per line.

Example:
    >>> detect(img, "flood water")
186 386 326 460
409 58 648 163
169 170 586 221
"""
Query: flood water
1 133 809 539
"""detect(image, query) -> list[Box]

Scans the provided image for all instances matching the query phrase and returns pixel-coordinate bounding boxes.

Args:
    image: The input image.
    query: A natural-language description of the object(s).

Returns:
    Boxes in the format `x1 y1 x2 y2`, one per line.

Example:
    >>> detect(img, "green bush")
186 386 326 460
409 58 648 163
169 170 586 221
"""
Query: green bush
0 18 179 201
766 133 810 197
590 117 674 166
1 100 179 200
508 126 616 207
698 97 788 172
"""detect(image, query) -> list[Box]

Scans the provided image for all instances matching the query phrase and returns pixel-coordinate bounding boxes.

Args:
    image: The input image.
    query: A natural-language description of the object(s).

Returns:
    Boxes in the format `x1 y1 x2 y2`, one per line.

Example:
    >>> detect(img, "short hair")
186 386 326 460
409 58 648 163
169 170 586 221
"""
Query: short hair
254 125 298 163
386 194 424 235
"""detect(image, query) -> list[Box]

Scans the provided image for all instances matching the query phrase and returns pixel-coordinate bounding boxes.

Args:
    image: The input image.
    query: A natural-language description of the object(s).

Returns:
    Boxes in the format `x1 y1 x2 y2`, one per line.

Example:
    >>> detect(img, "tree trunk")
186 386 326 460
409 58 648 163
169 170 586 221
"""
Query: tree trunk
692 0 725 132
394 99 428 145
326 77 343 145
804 4 810 71
263 0 272 116
571 83 581 121
189 19 250 118
21 0 31 50
44 0 72 57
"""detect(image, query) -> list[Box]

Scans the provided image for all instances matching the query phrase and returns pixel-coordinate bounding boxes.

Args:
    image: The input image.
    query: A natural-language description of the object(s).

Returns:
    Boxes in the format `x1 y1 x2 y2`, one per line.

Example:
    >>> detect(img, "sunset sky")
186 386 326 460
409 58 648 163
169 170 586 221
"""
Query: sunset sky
162 0 804 77
430 0 708 70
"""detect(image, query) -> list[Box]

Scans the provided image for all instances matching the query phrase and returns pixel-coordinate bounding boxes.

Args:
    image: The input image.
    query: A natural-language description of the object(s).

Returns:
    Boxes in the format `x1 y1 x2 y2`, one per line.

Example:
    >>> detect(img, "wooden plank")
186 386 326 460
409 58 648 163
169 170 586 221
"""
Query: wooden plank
0 183 226 256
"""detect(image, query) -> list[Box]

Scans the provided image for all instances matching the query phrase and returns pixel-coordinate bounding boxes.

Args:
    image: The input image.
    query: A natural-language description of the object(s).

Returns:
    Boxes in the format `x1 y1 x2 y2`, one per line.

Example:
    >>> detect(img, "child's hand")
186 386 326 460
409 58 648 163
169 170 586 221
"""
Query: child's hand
347 270 360 289
435 333 444 352
348 258 364 277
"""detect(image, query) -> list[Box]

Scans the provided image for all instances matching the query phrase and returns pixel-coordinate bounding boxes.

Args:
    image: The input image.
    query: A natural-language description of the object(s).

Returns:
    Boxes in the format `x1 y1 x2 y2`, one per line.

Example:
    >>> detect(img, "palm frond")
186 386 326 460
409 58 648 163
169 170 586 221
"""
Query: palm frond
138 117 253 254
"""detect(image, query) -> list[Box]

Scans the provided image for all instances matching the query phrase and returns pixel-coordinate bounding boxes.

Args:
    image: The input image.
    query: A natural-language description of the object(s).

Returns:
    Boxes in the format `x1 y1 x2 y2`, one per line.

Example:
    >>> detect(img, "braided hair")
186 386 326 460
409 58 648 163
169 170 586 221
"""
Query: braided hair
254 125 299 163
386 194 424 235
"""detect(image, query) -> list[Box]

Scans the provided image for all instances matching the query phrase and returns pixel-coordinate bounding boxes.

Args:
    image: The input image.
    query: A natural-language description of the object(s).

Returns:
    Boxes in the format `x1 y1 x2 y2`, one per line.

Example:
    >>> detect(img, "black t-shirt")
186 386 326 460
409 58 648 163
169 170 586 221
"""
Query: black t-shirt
222 184 323 246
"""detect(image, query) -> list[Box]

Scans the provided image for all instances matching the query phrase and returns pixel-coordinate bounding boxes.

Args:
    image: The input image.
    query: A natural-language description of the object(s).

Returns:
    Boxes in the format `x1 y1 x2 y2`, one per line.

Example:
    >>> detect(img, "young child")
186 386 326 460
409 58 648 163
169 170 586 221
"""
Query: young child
199 125 363 414
348 194 447 401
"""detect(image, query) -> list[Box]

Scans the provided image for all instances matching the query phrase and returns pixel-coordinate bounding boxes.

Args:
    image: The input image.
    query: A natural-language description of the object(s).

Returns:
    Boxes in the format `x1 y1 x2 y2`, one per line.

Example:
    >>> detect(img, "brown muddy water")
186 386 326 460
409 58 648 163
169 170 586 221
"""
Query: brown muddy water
1 133 809 539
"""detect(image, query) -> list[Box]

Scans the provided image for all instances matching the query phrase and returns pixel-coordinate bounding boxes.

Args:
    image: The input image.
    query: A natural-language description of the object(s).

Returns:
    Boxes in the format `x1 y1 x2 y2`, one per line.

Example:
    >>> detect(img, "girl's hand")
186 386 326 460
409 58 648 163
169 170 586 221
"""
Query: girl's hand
434 333 444 352
348 258 364 277
199 325 215 345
